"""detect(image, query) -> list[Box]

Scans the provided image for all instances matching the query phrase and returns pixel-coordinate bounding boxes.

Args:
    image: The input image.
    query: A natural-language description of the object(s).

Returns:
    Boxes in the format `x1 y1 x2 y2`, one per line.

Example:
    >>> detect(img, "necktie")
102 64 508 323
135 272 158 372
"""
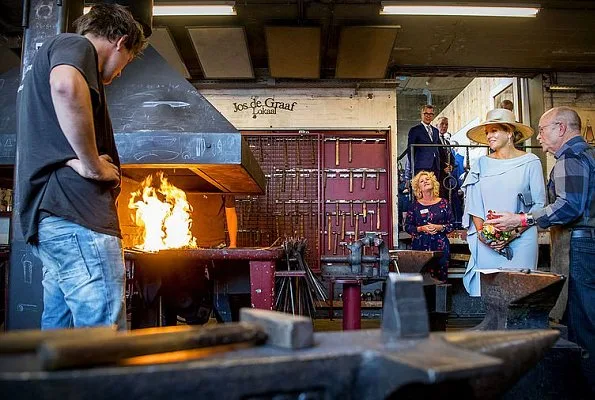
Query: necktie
427 125 433 142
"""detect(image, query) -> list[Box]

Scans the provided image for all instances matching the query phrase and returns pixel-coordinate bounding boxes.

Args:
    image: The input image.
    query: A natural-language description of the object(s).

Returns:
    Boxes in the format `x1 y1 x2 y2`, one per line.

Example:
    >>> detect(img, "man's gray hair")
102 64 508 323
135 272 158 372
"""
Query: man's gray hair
553 106 582 132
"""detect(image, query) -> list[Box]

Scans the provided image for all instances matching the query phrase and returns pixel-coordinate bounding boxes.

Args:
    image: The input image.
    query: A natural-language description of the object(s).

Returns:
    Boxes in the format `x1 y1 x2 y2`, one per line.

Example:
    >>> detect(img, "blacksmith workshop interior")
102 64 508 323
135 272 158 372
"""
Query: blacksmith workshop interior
0 0 594 398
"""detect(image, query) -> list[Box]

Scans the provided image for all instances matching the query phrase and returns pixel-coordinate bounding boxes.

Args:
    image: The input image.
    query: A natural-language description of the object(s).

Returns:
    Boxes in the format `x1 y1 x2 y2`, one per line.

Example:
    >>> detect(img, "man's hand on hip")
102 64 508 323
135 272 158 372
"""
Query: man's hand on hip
66 154 120 185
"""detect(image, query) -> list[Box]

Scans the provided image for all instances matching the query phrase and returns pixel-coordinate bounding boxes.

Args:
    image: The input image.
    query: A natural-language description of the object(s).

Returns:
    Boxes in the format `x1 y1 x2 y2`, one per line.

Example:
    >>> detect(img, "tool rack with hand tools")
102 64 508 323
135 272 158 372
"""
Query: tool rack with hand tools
322 135 392 262
238 131 392 272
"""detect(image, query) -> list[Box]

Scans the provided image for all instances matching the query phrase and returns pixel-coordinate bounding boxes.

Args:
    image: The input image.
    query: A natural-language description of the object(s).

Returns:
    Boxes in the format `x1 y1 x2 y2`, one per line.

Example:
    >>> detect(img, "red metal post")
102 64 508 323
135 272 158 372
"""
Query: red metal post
341 280 362 330
249 261 276 310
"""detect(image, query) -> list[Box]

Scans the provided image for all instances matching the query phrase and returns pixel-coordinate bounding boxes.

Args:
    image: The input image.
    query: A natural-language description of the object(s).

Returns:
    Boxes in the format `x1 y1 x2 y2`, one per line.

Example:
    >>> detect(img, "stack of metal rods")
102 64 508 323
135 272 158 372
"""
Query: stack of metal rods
275 238 327 317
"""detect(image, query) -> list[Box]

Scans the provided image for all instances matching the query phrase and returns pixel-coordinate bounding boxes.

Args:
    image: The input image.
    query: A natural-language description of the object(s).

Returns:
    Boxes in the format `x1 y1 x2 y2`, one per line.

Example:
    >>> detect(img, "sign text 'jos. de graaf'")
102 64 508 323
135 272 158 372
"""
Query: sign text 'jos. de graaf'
233 96 297 118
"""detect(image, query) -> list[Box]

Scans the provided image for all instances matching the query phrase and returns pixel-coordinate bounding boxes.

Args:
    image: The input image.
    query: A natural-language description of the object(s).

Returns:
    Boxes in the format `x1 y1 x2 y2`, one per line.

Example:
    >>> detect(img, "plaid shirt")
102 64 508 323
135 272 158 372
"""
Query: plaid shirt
534 136 595 229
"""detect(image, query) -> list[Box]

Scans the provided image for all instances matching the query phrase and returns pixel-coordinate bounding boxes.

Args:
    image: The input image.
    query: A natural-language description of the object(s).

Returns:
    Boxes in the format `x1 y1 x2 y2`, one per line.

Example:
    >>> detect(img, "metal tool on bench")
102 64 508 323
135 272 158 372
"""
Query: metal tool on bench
321 233 390 330
0 275 559 400
321 232 390 279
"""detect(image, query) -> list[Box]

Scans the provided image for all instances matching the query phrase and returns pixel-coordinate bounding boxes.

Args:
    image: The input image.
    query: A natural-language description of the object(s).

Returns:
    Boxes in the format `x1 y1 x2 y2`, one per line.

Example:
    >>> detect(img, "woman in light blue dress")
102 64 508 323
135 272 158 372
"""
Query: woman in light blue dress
461 109 546 296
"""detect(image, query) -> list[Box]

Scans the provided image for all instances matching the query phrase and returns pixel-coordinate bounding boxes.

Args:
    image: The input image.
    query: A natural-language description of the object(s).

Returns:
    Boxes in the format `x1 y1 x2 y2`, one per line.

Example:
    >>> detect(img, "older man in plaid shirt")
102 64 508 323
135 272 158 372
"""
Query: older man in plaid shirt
487 106 595 392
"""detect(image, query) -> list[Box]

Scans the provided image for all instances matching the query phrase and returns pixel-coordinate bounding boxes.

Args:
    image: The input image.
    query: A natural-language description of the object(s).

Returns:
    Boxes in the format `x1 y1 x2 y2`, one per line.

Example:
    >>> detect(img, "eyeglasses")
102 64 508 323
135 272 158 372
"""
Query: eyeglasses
538 122 561 134
423 112 435 116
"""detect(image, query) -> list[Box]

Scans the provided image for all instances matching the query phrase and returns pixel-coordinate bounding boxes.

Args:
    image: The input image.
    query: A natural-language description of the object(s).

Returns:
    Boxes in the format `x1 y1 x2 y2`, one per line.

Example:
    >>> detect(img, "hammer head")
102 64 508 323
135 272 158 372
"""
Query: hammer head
240 308 314 350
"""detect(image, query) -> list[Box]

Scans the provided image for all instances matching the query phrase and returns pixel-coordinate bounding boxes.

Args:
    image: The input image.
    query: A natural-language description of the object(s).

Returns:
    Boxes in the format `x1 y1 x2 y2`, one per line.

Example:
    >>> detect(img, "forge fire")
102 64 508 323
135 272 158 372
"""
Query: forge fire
128 172 197 251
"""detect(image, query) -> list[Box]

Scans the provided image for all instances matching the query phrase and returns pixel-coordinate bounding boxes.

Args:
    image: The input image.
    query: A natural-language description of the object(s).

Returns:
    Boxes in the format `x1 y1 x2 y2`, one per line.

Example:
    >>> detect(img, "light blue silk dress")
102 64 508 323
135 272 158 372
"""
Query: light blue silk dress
461 153 546 296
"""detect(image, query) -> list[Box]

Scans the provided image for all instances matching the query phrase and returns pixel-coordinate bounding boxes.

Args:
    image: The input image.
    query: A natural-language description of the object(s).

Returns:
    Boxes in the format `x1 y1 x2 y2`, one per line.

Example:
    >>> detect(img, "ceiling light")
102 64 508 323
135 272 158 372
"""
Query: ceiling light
380 3 540 18
83 2 236 16
548 85 595 92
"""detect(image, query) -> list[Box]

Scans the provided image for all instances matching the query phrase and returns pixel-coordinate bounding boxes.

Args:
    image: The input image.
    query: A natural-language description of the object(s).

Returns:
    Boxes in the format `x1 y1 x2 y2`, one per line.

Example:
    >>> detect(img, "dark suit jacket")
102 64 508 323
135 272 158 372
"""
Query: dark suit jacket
438 134 453 174
407 123 441 175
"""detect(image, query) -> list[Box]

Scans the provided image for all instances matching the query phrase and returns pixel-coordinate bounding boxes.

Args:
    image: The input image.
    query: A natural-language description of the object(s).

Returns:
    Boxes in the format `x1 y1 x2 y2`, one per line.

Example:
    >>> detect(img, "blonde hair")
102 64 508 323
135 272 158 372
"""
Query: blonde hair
411 171 440 200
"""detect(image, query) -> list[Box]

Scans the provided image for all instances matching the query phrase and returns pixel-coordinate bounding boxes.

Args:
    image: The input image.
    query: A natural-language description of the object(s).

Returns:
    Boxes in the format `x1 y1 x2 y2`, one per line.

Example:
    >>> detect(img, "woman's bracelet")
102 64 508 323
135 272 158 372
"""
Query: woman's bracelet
519 213 528 227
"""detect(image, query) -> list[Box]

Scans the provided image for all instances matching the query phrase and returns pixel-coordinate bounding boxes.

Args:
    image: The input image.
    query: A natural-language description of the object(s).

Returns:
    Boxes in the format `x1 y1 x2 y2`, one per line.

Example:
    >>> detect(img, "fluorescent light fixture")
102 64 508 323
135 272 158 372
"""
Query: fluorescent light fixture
152 4 236 16
548 85 595 92
83 2 236 16
380 3 540 17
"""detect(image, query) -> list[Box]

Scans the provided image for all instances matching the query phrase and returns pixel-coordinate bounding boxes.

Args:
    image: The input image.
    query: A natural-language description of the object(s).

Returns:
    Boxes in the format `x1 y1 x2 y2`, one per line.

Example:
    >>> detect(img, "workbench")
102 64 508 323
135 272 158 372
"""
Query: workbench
124 247 285 322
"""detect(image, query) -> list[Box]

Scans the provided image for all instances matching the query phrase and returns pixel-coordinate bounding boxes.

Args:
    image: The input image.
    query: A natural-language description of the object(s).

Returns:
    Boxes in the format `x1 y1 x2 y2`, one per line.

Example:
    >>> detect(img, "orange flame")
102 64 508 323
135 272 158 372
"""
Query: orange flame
128 172 197 251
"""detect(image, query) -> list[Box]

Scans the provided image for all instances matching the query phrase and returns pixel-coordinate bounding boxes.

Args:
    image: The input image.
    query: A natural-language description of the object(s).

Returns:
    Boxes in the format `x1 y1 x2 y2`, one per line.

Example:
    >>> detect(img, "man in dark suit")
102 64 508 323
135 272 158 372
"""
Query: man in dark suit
436 116 454 198
407 104 441 178
436 117 463 225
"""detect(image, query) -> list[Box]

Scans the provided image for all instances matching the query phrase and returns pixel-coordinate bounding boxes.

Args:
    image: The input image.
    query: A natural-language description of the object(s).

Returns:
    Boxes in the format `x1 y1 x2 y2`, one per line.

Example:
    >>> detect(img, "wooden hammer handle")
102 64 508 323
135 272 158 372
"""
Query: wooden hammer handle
0 326 116 354
39 323 267 371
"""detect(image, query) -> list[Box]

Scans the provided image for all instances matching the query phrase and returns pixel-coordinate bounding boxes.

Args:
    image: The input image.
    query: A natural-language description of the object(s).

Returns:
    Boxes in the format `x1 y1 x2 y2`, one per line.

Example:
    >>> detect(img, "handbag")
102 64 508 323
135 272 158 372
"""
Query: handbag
517 191 534 213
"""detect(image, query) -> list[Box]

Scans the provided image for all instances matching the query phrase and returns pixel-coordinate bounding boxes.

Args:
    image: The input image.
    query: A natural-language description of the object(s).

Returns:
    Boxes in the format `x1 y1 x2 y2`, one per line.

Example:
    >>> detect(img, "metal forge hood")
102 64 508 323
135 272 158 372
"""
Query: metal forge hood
106 45 264 194
0 45 264 194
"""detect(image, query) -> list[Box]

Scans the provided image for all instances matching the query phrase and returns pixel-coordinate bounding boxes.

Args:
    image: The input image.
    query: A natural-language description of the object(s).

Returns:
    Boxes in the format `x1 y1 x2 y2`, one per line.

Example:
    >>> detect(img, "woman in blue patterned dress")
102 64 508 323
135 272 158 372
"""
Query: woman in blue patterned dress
404 171 455 282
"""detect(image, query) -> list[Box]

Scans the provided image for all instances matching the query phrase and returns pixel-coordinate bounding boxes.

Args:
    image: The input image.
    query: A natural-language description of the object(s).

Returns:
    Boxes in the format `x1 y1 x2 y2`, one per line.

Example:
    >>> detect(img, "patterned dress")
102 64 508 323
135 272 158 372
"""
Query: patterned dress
404 198 455 282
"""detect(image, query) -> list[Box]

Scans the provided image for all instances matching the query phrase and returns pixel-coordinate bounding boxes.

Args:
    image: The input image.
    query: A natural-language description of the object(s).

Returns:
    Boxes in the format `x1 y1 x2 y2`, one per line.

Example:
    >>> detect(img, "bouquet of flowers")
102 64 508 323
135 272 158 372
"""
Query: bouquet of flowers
480 210 514 260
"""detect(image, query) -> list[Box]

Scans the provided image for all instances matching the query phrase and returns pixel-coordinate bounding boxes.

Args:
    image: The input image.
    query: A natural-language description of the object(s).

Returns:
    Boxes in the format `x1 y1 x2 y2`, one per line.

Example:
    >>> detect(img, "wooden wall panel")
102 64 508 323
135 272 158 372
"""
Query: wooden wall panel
335 27 398 79
266 27 320 79
188 27 254 79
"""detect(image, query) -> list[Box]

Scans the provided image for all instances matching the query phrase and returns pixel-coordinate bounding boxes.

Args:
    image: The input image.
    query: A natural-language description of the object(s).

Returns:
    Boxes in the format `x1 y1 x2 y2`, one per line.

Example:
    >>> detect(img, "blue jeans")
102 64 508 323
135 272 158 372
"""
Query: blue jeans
568 236 595 392
31 216 126 330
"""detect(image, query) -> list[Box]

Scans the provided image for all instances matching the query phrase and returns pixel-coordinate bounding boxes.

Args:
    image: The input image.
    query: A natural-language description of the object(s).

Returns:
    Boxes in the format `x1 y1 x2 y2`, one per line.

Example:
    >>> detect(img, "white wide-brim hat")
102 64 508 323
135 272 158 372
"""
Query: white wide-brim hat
466 108 534 145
